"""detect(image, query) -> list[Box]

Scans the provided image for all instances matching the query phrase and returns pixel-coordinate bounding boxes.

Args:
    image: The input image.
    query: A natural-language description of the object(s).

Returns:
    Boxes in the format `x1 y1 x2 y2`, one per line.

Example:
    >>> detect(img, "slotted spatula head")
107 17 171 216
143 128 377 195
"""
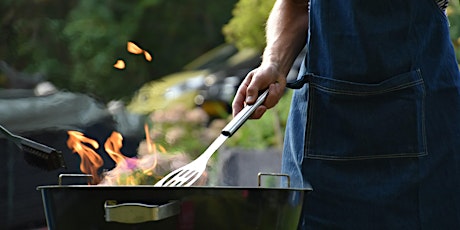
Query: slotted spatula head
154 134 227 187
154 90 269 187
154 155 207 187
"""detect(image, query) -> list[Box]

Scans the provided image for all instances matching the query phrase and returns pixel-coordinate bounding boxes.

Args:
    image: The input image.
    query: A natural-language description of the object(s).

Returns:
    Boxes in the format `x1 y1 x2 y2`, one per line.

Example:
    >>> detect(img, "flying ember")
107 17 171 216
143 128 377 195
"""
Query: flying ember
113 42 152 70
113 41 152 70
113 60 126 69
127 41 144 54
127 41 152 62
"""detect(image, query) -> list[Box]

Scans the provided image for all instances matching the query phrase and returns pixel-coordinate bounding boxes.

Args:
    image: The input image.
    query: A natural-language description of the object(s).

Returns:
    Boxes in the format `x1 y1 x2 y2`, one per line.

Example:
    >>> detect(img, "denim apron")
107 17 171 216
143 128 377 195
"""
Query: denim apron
282 0 460 229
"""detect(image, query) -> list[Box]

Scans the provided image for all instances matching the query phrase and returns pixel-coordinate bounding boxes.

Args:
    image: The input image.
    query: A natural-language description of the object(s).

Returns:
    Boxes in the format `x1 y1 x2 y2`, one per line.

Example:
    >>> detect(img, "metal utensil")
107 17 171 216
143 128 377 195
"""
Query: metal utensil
154 89 269 187
0 125 66 171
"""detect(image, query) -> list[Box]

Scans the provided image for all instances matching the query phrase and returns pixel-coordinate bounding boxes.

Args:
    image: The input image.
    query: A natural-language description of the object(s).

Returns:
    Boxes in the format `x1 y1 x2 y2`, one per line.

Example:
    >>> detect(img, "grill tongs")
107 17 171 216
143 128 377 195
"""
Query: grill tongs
154 89 269 187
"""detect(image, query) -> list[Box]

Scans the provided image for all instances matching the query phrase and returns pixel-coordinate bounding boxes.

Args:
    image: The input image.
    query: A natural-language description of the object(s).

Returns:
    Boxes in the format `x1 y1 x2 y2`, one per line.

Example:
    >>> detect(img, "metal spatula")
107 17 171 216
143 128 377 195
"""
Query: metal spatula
154 89 269 187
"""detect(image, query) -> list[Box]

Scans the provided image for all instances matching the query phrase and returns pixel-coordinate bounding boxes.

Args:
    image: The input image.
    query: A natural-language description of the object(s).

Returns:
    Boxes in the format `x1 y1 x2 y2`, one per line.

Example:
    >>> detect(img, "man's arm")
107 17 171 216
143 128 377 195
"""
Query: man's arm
263 0 309 77
232 0 309 118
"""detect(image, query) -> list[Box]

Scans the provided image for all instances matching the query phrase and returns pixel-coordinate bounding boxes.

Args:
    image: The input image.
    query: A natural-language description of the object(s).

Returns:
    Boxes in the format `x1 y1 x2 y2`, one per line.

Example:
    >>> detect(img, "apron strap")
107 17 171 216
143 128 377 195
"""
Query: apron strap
286 74 312 89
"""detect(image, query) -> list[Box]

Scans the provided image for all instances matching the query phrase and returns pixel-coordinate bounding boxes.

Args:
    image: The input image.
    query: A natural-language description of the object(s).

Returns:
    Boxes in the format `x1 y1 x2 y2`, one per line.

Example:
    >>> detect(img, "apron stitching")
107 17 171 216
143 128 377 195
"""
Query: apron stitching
306 152 428 161
304 84 314 158
310 80 424 96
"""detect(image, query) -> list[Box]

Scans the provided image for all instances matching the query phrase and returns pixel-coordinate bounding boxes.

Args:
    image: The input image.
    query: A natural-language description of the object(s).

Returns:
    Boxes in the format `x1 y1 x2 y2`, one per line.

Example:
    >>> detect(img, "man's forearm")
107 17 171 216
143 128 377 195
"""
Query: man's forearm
263 0 309 77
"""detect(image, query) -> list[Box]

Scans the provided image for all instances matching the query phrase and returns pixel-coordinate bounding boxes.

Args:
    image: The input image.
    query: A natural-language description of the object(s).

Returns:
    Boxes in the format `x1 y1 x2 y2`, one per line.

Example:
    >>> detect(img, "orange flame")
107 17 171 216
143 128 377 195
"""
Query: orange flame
66 131 104 184
99 129 166 185
66 122 191 185
144 123 158 171
104 132 127 165
67 126 169 185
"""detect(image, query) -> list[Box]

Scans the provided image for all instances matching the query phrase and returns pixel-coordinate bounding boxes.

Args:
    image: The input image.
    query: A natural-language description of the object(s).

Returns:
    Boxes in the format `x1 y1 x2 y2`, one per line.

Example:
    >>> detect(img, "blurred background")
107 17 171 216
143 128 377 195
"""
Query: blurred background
2 0 460 229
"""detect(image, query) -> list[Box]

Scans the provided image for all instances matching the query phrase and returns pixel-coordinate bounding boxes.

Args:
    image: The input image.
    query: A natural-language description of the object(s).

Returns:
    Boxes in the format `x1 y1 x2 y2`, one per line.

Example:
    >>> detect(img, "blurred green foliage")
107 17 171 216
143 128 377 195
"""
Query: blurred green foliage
0 0 237 102
222 0 276 51
448 1 460 62
147 105 212 159
4 0 459 102
223 0 460 63
3 0 460 153
145 90 293 157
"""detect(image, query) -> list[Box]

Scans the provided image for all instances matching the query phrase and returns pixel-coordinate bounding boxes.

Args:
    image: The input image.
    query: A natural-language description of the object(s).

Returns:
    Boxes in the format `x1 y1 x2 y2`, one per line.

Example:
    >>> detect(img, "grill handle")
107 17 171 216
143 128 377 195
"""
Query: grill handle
258 172 291 188
221 89 268 137
104 200 180 223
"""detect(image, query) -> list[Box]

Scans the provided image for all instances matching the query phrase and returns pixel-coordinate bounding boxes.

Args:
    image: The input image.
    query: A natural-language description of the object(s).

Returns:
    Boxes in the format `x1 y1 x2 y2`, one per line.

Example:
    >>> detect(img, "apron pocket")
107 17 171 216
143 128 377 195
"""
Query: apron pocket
305 69 427 160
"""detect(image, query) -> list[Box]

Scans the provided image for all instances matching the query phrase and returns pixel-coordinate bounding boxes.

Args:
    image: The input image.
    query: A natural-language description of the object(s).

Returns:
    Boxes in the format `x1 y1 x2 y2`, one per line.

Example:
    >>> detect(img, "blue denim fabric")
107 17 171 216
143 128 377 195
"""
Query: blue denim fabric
282 0 460 229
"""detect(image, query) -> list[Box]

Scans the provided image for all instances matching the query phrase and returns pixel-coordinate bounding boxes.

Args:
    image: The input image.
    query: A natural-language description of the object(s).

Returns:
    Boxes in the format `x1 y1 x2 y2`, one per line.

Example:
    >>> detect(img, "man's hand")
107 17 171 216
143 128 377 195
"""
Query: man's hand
232 63 286 119
232 0 308 119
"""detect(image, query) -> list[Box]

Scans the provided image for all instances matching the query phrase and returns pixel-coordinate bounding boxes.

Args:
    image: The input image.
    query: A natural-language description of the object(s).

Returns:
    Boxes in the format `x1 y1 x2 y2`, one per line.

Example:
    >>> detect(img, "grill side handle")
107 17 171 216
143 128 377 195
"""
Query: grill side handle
104 200 180 224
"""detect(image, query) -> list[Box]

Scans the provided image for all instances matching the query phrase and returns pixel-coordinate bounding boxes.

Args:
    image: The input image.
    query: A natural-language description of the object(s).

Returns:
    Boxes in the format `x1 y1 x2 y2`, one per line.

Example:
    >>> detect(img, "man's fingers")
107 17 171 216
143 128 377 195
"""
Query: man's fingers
244 71 260 105
232 91 245 117
250 106 267 119
232 66 285 119
264 82 283 109
232 77 250 117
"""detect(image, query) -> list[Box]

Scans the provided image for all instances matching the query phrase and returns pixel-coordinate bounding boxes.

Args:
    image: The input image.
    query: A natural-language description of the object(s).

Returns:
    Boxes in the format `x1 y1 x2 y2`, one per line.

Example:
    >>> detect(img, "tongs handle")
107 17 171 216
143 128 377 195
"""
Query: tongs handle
221 89 269 137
